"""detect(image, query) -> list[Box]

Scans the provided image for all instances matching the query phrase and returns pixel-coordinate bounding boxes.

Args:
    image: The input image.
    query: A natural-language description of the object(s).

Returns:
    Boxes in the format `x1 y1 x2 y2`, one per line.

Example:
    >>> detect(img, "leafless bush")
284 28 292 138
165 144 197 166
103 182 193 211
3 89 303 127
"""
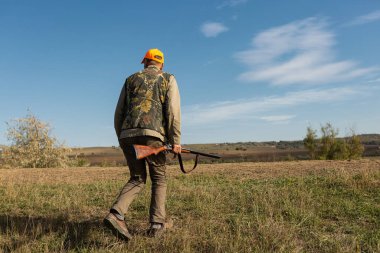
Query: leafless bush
2 112 71 168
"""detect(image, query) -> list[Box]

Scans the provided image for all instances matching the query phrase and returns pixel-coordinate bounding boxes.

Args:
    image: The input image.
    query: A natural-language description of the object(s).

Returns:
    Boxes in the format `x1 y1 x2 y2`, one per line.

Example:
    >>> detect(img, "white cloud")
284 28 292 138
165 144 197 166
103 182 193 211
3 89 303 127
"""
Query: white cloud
183 86 359 125
348 10 380 26
217 0 248 9
200 22 229 38
368 77 380 83
260 115 296 122
235 17 377 85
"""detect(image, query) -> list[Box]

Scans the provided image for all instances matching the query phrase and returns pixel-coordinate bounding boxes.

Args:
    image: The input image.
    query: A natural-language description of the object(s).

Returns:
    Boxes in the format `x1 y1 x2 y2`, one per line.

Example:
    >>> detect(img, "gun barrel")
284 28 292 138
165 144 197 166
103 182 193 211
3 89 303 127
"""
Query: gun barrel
182 148 221 159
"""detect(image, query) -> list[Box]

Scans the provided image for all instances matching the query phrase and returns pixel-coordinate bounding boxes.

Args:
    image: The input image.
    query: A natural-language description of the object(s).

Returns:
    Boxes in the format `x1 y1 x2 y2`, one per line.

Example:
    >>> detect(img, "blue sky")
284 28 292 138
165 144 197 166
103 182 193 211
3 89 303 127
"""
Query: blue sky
1 0 379 147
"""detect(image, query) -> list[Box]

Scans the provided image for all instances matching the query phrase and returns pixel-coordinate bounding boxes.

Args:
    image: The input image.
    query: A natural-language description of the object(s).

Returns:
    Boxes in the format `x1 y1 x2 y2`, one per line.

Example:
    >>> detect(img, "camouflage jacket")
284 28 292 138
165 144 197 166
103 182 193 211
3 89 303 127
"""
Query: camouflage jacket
114 65 181 145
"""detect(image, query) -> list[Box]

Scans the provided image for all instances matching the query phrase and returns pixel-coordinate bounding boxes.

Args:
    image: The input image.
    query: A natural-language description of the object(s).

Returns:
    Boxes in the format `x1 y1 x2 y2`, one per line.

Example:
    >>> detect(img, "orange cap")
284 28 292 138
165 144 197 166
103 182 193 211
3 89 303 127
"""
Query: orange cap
141 48 164 64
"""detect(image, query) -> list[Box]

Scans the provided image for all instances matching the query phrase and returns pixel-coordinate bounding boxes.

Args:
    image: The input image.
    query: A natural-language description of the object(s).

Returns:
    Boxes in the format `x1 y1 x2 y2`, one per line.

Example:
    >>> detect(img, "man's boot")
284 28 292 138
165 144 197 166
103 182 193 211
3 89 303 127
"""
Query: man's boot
103 213 132 241
146 218 173 238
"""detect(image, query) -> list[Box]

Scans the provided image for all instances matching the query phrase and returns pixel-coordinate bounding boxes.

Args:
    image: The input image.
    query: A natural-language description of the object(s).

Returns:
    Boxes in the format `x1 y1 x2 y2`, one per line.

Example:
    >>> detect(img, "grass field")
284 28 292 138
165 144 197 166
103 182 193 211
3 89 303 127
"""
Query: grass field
0 160 379 252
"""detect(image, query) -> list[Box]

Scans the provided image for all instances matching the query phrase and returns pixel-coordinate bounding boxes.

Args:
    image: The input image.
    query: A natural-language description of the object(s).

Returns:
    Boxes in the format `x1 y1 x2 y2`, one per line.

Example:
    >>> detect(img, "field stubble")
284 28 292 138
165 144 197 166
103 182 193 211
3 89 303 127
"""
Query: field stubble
0 160 379 252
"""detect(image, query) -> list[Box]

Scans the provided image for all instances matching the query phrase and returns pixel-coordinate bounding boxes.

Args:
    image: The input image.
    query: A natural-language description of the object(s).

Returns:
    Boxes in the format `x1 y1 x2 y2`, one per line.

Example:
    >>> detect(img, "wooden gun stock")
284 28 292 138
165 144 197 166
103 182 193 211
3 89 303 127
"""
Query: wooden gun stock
133 145 168 160
133 144 221 173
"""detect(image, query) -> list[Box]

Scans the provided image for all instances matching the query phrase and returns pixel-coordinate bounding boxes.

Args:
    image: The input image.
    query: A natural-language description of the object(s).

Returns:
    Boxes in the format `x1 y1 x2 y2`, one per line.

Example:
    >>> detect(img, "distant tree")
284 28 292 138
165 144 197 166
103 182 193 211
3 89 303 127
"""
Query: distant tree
346 129 364 159
303 126 318 159
303 123 363 161
2 112 71 168
319 123 340 160
330 139 349 160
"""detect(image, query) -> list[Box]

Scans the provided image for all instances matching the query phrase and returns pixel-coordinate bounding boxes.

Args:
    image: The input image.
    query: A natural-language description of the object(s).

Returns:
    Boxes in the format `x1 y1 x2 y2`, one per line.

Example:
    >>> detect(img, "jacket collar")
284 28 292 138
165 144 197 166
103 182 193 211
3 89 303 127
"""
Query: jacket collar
146 65 160 71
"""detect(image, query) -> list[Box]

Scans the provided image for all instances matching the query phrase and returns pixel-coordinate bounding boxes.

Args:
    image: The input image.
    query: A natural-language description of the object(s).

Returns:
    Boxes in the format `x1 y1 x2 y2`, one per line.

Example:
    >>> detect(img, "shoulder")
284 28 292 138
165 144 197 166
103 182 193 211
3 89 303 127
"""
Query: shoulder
162 71 175 82
126 70 143 82
132 70 144 77
162 70 174 76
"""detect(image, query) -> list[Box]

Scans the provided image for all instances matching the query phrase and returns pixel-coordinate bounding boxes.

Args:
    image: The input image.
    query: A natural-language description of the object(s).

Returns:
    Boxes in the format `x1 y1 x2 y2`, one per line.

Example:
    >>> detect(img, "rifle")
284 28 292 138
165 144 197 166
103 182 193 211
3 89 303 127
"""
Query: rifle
133 144 221 174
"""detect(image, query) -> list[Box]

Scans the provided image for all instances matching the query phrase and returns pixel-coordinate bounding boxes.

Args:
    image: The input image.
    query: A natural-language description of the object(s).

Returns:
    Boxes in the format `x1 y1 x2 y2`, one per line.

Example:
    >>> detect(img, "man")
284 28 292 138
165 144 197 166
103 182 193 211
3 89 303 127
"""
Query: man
104 48 181 240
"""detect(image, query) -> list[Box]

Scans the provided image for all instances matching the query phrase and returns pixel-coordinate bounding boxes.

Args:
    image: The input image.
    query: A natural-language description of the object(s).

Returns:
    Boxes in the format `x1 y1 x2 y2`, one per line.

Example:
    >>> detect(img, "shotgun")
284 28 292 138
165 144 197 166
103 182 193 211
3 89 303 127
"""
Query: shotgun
133 144 221 173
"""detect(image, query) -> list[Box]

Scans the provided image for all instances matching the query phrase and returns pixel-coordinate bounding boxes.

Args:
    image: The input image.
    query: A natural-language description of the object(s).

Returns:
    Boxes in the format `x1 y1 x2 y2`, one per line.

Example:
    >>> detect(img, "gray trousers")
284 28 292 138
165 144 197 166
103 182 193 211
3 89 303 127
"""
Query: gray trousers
111 136 167 224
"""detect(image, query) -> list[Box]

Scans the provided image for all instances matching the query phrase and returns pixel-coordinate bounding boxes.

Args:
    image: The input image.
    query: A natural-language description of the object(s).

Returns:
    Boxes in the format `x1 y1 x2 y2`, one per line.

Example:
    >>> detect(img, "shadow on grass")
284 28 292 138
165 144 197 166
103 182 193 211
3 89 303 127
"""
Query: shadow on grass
0 214 107 252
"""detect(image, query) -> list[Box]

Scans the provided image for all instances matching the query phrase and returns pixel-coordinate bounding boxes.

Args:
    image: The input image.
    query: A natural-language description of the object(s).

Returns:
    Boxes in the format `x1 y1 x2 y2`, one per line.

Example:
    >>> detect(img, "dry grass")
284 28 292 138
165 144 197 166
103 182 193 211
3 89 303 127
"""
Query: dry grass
1 159 378 184
1 160 379 252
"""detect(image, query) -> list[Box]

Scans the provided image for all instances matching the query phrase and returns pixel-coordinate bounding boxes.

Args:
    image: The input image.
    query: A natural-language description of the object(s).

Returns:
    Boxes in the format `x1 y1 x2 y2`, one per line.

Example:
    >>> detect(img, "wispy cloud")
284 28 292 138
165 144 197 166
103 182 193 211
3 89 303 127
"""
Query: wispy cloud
347 10 380 26
200 22 229 38
235 17 377 86
367 77 380 83
260 115 296 123
183 86 359 125
217 0 248 9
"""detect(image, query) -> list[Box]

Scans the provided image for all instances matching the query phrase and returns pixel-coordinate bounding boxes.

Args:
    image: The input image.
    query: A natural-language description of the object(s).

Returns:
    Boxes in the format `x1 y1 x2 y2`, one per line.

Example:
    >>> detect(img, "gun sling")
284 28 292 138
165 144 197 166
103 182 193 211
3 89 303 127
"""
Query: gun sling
177 153 199 174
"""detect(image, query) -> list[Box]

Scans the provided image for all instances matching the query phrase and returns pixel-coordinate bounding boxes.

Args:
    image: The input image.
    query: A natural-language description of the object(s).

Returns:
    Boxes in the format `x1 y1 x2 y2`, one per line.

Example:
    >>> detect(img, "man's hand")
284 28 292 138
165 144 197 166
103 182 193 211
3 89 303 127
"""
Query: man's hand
172 144 182 154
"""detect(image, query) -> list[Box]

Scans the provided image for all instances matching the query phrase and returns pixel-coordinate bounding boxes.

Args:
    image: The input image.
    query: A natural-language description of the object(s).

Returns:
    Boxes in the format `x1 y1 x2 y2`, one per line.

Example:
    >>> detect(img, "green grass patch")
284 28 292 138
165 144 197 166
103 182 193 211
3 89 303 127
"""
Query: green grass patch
0 166 379 252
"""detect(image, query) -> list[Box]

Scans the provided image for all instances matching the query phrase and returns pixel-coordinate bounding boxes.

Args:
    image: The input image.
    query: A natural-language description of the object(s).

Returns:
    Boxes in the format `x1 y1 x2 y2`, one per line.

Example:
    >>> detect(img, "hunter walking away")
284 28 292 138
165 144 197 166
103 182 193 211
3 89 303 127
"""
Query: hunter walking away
104 48 182 239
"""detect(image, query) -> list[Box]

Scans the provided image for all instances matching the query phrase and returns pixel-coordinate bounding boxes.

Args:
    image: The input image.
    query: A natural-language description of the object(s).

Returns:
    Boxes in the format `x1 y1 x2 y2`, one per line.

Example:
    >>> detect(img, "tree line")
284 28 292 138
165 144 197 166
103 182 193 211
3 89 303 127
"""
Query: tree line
0 114 366 168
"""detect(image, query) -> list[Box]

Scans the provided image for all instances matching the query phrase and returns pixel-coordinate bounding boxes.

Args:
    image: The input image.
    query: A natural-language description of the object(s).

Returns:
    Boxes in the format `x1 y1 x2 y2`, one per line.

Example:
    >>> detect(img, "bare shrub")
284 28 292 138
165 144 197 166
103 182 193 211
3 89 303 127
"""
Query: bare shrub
2 112 71 168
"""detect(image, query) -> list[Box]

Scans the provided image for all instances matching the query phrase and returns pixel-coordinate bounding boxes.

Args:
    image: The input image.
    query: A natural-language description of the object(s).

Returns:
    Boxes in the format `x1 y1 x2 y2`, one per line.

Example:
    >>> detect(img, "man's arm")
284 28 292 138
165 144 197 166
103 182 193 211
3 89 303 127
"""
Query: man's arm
165 75 181 149
114 80 127 138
